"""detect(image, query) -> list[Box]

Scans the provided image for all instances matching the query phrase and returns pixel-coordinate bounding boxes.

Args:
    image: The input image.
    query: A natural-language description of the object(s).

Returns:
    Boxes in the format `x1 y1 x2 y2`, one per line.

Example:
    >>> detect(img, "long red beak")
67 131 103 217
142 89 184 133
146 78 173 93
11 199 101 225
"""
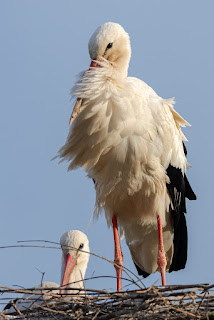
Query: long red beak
60 253 77 294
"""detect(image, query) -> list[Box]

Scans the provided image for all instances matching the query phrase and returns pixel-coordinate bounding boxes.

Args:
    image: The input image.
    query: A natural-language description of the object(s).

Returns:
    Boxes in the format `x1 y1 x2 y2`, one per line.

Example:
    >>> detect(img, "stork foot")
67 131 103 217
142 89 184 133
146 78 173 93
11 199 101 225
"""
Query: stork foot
112 215 123 292
157 215 167 286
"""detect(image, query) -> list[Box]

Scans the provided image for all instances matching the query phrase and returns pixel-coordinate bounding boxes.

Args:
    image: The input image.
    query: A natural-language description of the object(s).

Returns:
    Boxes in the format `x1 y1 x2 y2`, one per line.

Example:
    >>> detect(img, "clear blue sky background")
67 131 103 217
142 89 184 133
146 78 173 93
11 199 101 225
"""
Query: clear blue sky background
0 0 213 307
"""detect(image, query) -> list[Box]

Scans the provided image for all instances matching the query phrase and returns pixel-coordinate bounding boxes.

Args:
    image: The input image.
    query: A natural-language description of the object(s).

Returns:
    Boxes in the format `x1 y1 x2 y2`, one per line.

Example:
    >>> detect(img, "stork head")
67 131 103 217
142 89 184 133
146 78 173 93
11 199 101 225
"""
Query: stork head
60 230 89 293
88 22 131 78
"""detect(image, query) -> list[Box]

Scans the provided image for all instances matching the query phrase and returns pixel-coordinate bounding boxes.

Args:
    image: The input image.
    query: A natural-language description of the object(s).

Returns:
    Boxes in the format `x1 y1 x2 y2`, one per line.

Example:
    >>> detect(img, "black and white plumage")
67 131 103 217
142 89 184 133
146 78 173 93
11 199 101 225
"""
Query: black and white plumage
57 22 196 285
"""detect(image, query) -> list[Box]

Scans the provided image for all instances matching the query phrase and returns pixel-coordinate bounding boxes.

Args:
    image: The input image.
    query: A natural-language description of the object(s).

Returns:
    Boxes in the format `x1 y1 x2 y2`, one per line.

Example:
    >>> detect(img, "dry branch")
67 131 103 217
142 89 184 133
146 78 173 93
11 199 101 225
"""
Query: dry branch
1 283 214 319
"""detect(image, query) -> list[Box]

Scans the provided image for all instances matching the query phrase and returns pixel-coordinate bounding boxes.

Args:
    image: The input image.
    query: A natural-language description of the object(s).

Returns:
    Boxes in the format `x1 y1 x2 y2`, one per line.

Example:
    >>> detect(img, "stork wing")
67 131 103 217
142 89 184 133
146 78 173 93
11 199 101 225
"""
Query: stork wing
167 143 196 272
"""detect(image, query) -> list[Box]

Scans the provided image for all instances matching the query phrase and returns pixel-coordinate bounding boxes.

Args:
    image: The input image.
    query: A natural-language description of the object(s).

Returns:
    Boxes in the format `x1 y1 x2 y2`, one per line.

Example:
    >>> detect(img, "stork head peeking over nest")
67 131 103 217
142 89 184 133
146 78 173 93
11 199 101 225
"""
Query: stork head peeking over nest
60 230 90 294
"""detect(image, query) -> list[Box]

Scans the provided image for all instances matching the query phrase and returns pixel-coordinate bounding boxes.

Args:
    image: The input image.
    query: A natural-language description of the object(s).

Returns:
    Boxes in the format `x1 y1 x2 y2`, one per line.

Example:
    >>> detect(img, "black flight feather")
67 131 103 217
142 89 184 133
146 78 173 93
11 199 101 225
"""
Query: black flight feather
3 299 18 311
167 143 196 272
133 260 150 278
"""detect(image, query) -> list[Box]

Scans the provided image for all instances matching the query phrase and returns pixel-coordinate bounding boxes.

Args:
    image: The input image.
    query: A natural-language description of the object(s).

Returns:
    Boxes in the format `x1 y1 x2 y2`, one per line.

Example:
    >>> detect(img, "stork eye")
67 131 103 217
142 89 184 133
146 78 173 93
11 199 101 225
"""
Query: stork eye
106 42 113 50
79 243 84 249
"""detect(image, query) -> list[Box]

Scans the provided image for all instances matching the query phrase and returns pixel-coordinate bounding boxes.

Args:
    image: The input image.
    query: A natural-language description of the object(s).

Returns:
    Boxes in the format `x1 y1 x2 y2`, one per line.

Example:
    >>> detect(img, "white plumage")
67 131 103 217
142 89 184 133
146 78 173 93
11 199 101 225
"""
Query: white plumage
57 22 196 288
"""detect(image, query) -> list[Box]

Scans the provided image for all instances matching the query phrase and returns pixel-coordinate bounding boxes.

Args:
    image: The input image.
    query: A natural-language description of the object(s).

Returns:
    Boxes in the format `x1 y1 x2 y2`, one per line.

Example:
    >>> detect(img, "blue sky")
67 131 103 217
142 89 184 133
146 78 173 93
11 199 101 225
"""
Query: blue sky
0 0 213 307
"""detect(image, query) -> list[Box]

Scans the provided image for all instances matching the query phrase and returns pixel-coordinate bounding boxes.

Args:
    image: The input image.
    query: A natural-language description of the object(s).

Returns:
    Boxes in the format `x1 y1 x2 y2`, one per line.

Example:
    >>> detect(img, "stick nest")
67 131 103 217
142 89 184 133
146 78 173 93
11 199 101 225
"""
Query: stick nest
1 283 214 319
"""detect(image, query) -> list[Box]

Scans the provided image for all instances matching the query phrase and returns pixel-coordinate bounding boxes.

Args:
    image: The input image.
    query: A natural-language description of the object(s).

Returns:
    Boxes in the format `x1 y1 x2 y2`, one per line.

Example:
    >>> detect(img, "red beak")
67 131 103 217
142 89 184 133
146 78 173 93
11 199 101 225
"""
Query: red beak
60 253 77 294
89 60 100 70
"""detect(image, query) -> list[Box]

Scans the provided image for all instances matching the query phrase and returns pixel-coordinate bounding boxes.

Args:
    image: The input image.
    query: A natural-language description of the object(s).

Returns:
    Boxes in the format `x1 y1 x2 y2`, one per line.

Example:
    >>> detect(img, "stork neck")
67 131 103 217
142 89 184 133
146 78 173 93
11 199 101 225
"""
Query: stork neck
113 57 129 79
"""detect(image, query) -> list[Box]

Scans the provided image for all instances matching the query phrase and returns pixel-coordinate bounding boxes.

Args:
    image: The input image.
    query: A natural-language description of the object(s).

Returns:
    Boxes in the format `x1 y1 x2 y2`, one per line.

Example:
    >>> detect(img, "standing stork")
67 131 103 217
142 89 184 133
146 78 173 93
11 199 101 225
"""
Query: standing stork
57 22 196 291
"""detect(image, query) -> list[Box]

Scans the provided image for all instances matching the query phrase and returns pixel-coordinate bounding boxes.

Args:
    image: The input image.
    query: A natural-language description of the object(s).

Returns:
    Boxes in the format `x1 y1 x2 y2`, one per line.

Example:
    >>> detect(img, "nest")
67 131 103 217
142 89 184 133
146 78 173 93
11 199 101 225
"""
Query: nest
1 283 214 319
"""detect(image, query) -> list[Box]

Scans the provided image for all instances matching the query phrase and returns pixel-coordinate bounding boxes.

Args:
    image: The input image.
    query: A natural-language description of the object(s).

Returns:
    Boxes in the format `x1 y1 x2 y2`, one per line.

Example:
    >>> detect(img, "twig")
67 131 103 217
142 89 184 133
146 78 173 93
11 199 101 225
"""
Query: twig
10 300 23 316
36 303 68 315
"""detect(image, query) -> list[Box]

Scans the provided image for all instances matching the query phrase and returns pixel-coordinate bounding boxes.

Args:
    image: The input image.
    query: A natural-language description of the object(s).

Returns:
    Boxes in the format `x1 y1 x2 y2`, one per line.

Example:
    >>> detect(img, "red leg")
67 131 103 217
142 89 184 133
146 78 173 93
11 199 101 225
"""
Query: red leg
157 215 167 286
112 215 123 292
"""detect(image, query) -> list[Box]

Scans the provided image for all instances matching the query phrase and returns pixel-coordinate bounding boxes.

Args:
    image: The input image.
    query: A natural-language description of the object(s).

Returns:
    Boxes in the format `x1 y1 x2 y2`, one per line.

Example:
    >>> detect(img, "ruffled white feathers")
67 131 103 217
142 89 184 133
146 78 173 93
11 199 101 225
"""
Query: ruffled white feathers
58 63 189 226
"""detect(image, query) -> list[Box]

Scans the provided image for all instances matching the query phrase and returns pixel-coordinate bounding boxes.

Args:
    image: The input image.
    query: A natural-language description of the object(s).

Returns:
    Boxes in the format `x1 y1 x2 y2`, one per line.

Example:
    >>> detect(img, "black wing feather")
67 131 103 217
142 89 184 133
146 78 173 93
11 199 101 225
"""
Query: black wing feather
167 144 196 272
3 299 18 311
133 260 150 278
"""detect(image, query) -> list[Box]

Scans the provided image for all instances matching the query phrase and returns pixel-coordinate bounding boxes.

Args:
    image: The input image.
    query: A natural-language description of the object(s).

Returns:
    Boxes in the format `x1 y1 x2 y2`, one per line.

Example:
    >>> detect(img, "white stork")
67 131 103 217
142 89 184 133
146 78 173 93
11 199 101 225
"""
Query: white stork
57 22 196 291
4 230 90 313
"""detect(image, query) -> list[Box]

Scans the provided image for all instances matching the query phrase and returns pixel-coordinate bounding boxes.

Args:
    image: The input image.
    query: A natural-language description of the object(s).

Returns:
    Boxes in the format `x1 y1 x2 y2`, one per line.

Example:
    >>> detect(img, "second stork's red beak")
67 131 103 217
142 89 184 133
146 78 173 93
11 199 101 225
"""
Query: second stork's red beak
60 253 77 294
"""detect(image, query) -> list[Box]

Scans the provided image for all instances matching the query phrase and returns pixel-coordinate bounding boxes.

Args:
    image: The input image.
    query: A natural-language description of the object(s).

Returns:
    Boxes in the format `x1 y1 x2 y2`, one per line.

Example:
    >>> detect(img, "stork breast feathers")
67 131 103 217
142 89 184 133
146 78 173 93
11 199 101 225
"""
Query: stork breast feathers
58 68 188 226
